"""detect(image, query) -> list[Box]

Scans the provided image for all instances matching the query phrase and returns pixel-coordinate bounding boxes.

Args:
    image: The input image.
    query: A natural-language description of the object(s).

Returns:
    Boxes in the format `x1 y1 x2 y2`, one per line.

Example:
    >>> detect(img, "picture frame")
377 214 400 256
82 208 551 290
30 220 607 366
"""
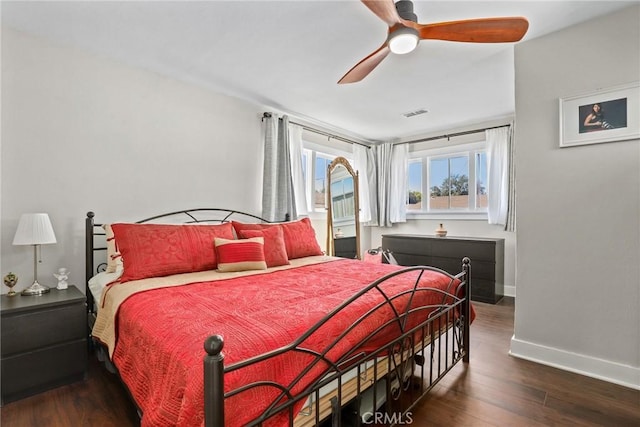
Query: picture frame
559 81 639 148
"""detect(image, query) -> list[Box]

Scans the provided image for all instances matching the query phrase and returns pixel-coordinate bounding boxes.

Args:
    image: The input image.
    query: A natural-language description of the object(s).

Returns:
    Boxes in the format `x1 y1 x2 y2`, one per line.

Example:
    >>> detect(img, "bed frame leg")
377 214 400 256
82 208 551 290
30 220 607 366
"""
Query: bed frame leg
85 211 95 344
462 257 471 363
204 335 225 427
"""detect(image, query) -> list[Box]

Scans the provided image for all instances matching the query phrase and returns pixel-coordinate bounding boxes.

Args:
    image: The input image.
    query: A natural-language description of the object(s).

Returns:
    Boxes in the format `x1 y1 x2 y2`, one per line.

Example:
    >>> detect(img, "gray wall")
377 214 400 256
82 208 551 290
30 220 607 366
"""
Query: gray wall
511 5 639 388
1 28 265 295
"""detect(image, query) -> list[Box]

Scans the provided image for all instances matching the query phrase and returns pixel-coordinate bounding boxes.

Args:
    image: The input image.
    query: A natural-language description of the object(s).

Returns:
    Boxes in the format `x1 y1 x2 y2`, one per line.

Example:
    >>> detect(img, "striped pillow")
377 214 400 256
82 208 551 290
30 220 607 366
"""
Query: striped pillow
215 237 267 272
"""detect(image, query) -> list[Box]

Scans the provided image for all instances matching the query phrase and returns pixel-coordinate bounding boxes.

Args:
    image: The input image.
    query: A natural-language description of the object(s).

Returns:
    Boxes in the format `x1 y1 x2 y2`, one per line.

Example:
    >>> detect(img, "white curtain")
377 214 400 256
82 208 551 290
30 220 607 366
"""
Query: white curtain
261 114 297 222
365 146 378 226
390 144 408 223
486 126 514 228
288 123 309 216
352 144 372 224
375 143 408 227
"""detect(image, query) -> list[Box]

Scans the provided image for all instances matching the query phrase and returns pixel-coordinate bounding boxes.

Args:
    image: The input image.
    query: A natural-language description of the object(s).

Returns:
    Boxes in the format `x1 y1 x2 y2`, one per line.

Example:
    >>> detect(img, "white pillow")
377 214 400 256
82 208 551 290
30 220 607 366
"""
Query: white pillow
88 266 123 304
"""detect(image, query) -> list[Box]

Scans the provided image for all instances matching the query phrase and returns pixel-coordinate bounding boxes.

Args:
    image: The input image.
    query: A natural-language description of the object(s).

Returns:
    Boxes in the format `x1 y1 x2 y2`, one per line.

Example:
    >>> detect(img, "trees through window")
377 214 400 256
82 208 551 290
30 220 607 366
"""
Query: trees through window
407 144 488 214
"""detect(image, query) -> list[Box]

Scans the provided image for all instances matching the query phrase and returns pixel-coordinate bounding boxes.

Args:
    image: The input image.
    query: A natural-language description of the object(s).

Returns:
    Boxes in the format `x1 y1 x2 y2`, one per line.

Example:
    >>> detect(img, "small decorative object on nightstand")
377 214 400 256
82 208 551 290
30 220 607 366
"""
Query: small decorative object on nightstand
3 272 18 296
435 223 448 237
53 268 69 290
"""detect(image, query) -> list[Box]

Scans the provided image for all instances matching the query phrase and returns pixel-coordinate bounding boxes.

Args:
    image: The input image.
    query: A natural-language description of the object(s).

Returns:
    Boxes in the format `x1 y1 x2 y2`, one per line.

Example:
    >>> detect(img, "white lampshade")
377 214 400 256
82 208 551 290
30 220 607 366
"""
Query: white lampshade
13 213 57 246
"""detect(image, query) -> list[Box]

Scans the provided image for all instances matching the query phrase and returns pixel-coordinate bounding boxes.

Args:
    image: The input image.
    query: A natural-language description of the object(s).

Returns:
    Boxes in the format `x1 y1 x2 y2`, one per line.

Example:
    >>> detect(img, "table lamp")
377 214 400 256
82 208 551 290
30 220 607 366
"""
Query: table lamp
12 213 57 296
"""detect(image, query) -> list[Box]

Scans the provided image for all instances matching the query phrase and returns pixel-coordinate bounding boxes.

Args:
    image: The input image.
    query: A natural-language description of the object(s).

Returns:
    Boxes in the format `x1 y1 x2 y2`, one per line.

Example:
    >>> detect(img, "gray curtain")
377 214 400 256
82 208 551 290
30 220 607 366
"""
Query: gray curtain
261 114 297 222
376 143 392 227
486 125 515 231
505 124 516 231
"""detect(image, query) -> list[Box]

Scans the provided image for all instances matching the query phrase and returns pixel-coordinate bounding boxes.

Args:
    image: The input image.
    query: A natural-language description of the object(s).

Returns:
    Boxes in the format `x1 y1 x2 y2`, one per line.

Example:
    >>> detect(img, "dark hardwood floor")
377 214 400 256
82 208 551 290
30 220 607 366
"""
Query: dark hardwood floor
2 298 638 426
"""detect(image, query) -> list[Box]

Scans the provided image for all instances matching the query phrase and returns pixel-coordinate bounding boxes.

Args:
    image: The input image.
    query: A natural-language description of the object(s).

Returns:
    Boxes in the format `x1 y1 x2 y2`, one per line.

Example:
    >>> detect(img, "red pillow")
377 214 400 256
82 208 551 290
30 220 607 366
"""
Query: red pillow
111 222 235 282
232 218 322 260
214 237 267 272
237 226 289 267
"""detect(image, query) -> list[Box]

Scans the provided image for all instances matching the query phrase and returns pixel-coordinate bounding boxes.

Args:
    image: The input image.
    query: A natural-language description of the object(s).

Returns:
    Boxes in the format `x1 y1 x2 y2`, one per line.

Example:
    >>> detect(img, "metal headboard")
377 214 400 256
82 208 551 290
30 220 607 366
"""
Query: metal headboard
85 208 287 323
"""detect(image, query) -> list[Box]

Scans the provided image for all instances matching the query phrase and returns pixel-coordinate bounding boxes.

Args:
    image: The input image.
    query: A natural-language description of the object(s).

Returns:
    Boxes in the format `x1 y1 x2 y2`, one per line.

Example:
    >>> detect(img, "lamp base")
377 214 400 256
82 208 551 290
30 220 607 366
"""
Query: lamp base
21 280 50 296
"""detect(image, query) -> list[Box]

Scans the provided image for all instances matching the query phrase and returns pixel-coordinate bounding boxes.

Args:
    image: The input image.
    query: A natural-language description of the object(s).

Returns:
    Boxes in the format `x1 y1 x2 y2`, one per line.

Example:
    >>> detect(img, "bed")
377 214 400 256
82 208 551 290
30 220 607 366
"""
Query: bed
85 209 472 426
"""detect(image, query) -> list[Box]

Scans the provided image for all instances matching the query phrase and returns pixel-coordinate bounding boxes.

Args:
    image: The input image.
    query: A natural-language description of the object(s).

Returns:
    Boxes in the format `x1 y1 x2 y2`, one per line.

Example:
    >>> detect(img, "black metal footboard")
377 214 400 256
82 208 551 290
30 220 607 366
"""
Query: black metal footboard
204 258 471 426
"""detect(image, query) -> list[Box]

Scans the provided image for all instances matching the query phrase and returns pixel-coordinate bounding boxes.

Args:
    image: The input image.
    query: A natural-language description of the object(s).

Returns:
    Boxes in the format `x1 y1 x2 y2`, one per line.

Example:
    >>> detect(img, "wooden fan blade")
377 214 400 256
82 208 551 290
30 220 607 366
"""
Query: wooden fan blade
416 17 529 43
338 43 391 84
361 0 403 27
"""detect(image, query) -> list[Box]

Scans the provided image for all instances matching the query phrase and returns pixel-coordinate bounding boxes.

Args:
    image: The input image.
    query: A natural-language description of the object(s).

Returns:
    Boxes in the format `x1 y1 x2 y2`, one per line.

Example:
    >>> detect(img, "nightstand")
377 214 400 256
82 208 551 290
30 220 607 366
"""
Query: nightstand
1 286 87 405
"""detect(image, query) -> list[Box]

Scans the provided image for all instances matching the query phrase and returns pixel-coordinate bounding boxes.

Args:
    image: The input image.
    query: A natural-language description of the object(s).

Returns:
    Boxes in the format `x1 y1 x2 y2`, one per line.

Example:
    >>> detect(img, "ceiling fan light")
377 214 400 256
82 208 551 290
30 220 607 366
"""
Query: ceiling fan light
388 28 419 55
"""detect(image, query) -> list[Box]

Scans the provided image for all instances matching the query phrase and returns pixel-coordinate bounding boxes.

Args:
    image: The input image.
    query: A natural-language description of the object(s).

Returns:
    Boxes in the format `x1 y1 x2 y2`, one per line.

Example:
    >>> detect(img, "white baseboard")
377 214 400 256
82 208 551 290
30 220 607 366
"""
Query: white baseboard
509 335 639 390
503 284 515 298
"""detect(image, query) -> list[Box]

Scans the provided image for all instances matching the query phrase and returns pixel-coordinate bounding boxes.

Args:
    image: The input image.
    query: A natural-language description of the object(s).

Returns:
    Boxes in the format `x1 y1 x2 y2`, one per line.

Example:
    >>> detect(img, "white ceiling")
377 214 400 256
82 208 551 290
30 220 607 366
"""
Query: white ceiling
2 0 636 142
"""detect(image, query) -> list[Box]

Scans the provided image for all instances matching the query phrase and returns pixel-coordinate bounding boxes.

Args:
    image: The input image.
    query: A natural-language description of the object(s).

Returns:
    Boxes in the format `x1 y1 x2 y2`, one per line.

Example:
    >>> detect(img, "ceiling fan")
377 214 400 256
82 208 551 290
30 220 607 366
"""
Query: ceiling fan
338 0 529 84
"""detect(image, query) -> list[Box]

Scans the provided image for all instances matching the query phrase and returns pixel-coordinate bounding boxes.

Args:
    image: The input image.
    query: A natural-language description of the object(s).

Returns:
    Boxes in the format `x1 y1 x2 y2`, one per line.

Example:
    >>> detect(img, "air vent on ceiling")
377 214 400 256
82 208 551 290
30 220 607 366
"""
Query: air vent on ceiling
402 108 429 118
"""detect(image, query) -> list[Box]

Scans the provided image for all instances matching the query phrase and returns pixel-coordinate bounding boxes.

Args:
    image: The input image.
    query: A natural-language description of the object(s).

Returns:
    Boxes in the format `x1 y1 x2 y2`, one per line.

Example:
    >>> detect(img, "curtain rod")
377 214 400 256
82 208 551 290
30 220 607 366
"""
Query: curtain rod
393 124 511 145
263 112 370 149
290 120 371 149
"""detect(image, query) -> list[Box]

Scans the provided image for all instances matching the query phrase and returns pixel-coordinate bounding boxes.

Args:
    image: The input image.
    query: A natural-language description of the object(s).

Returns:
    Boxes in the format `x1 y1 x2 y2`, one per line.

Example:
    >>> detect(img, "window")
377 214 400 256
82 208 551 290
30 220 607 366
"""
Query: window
300 143 352 213
429 155 469 210
407 142 487 214
475 152 488 209
407 159 423 211
314 154 333 209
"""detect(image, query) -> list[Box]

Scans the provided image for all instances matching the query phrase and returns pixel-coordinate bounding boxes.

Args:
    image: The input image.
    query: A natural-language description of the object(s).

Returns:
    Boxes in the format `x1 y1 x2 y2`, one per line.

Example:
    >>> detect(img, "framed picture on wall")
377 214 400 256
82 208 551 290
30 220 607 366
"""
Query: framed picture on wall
559 81 639 148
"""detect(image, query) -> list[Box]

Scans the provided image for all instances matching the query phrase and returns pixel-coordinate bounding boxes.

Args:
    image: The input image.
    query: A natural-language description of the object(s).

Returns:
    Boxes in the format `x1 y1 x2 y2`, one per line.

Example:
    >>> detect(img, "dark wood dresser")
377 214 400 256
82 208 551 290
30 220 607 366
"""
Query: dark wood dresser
1 286 87 405
382 234 505 304
334 236 357 259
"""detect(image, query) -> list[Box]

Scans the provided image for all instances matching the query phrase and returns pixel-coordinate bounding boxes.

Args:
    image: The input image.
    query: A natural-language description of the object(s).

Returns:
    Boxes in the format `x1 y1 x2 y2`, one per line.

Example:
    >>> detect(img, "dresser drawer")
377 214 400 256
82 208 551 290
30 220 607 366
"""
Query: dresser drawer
430 256 468 276
1 303 85 357
470 278 501 304
391 253 431 267
334 236 357 259
430 257 496 280
431 239 497 262
383 236 432 255
1 339 87 404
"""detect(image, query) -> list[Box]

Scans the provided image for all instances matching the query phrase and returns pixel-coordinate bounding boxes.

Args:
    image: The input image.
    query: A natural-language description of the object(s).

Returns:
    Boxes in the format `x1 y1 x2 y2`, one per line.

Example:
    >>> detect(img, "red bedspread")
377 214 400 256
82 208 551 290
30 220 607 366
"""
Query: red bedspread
111 258 468 426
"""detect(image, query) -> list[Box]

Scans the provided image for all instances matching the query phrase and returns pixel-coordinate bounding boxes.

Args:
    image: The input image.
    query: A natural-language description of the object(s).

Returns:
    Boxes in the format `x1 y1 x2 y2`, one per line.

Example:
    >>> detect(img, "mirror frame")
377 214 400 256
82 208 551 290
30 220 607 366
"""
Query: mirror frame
326 156 361 259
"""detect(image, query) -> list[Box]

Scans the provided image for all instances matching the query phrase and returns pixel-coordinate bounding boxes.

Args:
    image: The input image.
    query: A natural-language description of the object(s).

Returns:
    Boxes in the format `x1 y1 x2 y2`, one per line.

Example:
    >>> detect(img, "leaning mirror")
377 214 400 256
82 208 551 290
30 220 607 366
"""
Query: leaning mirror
326 157 360 259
